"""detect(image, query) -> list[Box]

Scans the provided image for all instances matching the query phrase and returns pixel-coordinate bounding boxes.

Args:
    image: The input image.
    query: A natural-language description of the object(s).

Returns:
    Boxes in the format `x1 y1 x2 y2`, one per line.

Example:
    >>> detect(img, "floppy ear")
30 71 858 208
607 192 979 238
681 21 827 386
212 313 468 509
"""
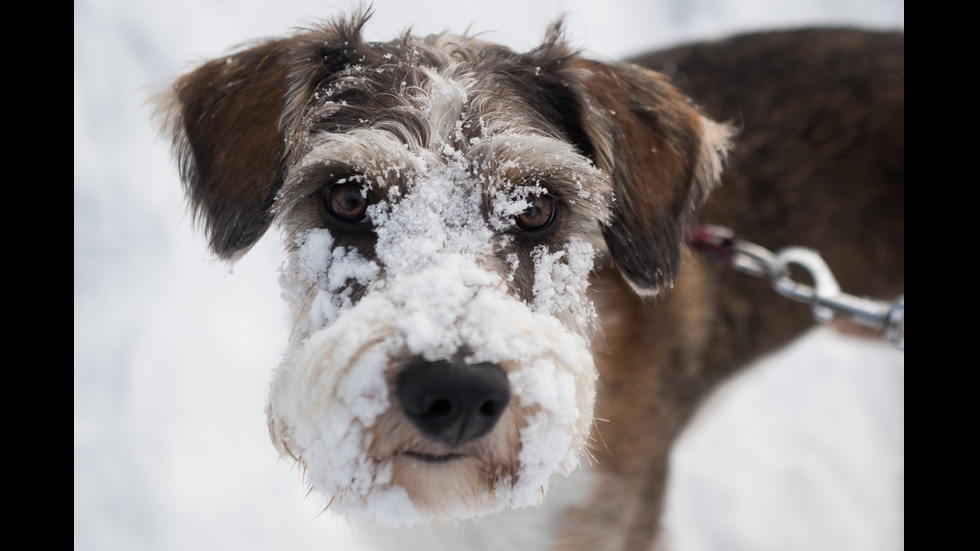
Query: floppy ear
154 38 294 260
569 59 731 295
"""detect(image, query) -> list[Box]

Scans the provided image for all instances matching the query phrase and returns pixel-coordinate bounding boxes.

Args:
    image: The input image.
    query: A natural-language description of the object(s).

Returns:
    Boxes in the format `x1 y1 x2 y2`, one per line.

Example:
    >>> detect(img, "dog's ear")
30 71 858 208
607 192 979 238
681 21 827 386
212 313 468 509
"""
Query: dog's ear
567 58 731 295
154 38 295 261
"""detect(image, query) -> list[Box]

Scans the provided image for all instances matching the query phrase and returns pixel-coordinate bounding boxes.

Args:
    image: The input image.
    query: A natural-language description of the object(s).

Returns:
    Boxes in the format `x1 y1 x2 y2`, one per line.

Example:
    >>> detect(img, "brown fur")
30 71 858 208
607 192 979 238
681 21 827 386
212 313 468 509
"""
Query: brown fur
154 11 903 549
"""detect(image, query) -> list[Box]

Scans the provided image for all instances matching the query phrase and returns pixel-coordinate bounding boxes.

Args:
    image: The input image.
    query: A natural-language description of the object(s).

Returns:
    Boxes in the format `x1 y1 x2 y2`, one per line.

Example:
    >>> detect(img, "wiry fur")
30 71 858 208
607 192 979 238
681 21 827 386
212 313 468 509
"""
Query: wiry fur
154 9 903 549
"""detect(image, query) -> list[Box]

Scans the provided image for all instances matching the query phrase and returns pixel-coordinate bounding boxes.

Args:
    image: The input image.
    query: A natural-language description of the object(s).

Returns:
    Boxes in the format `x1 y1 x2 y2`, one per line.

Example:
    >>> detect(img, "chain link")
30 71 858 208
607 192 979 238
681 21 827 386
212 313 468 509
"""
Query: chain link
692 224 904 350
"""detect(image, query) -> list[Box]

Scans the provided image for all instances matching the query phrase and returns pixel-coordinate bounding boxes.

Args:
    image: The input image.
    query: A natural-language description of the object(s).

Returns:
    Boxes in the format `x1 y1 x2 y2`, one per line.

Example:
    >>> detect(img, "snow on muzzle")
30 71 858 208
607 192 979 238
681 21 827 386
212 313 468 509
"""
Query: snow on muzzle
267 249 597 526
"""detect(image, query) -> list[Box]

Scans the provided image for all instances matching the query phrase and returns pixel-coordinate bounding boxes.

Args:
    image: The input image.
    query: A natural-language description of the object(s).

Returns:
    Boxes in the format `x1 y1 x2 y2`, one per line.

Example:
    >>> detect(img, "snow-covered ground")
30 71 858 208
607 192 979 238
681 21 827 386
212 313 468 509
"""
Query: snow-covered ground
74 1 904 549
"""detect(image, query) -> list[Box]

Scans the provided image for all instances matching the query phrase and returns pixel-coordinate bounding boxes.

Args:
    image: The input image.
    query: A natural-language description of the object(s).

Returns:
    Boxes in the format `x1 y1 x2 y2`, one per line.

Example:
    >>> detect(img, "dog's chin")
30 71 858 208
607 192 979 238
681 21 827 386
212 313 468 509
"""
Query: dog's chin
386 454 515 520
361 406 526 522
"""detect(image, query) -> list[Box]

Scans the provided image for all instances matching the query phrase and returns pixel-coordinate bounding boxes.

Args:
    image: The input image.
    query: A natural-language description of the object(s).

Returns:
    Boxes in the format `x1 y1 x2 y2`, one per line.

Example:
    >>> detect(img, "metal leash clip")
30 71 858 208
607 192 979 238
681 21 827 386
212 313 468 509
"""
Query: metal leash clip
690 224 904 350
737 244 904 350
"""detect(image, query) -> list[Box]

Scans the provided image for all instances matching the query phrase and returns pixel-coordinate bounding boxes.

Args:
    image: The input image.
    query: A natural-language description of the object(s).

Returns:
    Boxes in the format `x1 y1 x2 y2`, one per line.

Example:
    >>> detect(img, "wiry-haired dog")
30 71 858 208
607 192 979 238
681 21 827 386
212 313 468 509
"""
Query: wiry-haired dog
154 10 903 550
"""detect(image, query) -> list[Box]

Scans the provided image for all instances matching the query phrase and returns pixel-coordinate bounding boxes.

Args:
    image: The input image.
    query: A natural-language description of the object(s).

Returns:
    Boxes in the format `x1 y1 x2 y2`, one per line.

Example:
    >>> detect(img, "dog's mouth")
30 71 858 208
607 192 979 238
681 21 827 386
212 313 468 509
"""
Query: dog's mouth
400 450 469 463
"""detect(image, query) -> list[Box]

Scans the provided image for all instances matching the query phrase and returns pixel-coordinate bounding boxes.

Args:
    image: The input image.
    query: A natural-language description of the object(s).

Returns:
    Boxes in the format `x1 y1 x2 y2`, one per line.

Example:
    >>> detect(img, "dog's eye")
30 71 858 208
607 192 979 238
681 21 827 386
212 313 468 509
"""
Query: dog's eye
323 182 370 223
515 195 557 232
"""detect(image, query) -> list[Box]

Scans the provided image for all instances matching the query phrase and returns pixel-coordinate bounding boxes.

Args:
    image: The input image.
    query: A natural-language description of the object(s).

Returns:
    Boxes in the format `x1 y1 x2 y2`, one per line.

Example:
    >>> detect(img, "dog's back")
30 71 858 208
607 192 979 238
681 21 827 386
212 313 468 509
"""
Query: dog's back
639 28 904 387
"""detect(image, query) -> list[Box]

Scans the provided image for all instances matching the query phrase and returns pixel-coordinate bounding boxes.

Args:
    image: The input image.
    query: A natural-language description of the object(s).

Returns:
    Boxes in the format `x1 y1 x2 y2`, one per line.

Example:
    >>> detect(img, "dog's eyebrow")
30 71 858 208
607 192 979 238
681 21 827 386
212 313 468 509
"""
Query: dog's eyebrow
467 133 603 191
280 128 435 194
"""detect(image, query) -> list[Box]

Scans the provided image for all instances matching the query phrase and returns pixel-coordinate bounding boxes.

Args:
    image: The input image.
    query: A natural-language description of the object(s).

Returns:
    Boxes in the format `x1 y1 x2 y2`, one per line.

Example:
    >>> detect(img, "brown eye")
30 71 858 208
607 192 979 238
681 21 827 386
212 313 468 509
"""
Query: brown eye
515 194 557 232
323 182 369 223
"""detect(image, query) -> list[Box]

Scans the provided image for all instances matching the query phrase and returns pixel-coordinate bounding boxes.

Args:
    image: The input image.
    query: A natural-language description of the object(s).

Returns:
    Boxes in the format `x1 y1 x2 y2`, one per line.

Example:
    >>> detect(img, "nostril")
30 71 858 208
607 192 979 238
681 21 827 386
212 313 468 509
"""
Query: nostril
479 399 504 417
423 399 454 418
397 359 510 446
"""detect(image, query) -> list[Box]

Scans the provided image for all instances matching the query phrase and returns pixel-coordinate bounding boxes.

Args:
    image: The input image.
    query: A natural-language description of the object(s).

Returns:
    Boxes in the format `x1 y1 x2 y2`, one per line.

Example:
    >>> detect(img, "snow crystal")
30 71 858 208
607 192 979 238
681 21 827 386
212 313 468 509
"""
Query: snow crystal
531 237 597 334
279 229 380 330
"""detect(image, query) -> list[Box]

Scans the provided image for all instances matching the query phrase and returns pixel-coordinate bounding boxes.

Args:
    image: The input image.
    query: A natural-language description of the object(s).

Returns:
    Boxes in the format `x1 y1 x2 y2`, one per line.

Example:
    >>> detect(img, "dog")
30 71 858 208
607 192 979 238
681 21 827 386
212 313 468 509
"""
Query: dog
153 9 903 550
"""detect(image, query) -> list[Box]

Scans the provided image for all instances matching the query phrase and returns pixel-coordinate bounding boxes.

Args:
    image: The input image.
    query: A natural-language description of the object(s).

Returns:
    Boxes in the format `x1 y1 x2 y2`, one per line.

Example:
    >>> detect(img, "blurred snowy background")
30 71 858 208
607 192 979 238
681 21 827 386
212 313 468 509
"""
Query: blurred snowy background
74 1 904 550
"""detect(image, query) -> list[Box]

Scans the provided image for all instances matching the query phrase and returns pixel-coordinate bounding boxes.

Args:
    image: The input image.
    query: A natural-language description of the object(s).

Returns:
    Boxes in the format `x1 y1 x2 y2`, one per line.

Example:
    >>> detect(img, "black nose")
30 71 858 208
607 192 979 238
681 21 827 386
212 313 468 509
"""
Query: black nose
396 359 510 447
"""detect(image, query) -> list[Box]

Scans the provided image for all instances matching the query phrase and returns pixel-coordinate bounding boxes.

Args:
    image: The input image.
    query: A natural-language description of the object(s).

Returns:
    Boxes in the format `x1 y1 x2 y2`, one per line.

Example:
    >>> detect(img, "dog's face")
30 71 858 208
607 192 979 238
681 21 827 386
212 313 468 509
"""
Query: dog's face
155 13 728 526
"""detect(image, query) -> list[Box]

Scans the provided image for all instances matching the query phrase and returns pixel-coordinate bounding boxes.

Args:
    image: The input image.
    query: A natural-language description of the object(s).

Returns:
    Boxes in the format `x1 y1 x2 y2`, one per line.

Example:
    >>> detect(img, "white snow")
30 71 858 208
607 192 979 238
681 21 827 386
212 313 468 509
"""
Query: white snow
74 1 904 550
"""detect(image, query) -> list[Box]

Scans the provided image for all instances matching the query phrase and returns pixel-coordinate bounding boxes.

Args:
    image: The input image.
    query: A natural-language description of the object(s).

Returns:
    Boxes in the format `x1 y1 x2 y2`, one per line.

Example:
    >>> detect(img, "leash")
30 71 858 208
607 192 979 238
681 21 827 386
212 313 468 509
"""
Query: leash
689 224 904 351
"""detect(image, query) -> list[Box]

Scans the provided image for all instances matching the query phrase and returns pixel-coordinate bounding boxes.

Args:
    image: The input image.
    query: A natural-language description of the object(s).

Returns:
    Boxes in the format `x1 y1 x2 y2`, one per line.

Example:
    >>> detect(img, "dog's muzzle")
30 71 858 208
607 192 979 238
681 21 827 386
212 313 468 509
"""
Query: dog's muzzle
267 252 597 525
